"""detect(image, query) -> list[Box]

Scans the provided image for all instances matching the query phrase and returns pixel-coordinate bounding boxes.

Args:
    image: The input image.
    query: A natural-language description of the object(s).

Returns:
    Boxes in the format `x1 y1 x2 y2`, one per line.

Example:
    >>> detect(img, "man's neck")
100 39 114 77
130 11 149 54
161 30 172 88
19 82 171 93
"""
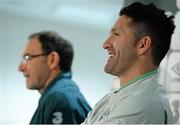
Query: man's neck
119 65 157 86
39 70 61 94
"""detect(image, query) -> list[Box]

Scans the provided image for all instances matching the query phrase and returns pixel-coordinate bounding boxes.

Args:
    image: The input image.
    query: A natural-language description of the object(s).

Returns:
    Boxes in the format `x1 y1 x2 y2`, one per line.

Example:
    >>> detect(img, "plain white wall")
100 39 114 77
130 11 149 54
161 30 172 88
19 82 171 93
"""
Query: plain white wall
0 10 116 124
0 11 2 122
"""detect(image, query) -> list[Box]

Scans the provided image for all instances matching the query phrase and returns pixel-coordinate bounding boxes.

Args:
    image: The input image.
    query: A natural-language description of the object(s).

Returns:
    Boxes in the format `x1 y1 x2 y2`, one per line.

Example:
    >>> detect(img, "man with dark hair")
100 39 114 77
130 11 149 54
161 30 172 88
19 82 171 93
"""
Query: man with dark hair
82 2 175 124
19 31 91 124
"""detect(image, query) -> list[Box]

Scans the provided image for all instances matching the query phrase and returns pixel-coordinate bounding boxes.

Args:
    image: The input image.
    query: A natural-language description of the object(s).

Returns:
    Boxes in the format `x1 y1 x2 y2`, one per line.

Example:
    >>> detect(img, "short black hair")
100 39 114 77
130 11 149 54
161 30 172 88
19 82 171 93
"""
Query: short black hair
29 31 73 72
120 2 175 66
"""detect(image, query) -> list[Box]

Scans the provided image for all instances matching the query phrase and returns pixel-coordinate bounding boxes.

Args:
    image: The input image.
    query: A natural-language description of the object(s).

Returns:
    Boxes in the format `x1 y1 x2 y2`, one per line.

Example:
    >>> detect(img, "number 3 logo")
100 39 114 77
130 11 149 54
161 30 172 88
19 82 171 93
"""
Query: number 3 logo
52 112 63 124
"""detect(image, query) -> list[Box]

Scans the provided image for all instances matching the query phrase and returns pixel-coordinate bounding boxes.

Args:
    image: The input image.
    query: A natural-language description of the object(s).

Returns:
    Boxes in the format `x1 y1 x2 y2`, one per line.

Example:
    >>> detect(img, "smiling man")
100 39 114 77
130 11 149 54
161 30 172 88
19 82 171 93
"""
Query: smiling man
19 31 91 124
82 2 175 124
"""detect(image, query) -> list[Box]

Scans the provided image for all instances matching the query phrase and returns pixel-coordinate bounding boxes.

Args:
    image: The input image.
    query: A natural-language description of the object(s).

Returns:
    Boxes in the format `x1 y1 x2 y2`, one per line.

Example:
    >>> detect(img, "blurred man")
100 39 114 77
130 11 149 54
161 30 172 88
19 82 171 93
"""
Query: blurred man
19 31 91 124
82 2 175 124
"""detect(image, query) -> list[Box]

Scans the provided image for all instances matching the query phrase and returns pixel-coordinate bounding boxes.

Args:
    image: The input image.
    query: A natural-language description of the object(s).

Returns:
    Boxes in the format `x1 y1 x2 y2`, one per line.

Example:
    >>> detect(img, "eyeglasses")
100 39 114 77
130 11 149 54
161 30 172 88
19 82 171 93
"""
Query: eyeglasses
21 53 50 64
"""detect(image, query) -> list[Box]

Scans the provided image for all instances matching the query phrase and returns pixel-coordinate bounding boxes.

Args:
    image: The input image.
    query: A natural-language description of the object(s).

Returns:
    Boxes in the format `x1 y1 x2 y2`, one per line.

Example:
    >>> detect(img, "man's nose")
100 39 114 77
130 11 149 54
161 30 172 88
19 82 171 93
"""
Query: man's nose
18 62 26 72
103 37 112 49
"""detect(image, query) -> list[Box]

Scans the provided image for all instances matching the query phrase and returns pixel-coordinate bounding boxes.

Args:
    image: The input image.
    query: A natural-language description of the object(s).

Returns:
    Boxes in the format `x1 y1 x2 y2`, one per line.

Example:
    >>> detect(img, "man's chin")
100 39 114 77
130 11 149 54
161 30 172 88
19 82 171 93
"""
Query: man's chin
104 66 112 74
27 86 33 90
26 84 36 90
104 67 118 76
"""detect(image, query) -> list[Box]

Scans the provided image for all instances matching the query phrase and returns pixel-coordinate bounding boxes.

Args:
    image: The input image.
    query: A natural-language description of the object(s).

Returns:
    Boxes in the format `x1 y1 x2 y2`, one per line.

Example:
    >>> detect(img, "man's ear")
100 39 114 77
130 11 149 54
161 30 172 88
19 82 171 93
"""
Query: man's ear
137 36 152 55
48 52 60 70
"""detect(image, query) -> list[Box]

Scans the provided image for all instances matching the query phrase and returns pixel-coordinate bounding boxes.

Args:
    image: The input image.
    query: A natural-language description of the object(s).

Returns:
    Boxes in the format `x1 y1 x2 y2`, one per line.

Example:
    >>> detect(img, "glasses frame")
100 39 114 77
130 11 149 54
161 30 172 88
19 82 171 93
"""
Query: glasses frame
22 53 50 64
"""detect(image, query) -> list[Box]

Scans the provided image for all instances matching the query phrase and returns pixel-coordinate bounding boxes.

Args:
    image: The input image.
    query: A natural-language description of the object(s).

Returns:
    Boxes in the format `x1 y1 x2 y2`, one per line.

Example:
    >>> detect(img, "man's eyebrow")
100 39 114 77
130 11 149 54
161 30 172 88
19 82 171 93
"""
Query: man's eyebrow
111 27 122 33
111 28 117 32
111 28 115 32
23 53 33 57
23 53 29 56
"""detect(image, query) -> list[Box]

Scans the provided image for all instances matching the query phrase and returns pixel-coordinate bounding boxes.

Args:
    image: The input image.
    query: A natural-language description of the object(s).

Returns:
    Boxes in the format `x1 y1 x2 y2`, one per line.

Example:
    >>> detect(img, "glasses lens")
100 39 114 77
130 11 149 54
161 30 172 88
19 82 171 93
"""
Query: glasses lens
22 55 31 64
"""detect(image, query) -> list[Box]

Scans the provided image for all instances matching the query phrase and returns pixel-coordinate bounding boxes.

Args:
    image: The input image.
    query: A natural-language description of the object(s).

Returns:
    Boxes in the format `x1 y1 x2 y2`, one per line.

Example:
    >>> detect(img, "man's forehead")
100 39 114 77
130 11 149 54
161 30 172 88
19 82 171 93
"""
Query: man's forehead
111 16 133 32
23 38 42 54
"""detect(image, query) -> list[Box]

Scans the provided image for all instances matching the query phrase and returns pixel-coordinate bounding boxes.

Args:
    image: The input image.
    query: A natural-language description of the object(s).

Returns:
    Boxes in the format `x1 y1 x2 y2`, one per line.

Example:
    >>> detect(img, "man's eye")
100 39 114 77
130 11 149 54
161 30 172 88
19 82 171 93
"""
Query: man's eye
114 32 119 36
